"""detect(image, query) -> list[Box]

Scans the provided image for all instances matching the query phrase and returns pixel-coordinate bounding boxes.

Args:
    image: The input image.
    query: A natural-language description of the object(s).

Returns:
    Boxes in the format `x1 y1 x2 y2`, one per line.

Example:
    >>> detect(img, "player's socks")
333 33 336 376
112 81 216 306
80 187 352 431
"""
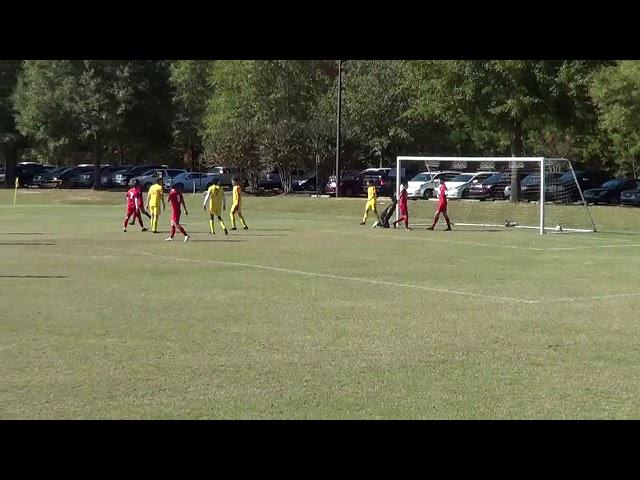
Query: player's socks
230 213 236 229
209 219 215 234
238 214 247 229
170 225 176 238
184 235 189 242
123 227 127 232
178 225 187 236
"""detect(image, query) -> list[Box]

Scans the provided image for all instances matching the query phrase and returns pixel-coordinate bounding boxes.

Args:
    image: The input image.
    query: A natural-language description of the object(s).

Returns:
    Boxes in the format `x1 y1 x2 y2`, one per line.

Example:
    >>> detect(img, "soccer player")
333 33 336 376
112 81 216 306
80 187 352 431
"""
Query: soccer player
203 177 228 235
123 180 147 232
146 177 165 234
165 183 189 242
427 180 452 231
374 193 397 228
229 177 248 230
392 182 411 230
360 180 382 226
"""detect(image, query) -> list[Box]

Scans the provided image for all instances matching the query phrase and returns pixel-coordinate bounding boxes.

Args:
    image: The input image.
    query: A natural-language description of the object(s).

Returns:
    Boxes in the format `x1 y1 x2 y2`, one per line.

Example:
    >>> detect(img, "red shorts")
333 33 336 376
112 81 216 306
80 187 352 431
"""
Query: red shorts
436 203 447 213
399 208 409 218
126 206 140 217
171 211 181 223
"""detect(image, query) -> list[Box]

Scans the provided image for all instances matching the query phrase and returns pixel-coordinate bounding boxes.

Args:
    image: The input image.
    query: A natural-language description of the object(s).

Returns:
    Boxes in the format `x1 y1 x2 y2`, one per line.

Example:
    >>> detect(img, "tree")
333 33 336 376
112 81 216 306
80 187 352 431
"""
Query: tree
14 60 175 187
0 60 22 187
169 61 213 170
590 61 640 177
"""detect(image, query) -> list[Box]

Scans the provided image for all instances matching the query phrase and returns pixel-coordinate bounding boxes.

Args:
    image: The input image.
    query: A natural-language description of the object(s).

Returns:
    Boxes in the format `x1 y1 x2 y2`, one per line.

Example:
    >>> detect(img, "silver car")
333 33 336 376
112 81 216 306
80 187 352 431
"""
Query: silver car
129 168 187 191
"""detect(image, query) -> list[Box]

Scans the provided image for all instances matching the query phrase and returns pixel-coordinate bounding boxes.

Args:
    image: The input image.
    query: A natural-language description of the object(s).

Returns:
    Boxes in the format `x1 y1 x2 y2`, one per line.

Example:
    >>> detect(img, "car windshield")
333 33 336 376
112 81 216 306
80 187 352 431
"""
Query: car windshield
411 173 433 182
450 174 474 183
602 179 624 188
482 173 502 184
48 167 69 175
521 174 540 186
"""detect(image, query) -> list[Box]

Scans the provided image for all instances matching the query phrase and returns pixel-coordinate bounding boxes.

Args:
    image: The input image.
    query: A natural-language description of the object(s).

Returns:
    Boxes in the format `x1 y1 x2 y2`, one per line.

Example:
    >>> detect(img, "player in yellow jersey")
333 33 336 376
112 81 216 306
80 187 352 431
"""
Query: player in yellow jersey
360 180 382 226
146 177 165 234
203 177 228 235
229 177 248 230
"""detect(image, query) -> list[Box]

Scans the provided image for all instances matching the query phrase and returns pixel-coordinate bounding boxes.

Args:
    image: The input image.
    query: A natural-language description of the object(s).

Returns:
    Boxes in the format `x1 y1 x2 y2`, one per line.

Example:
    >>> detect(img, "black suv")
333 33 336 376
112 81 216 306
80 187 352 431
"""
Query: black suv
547 170 610 202
113 165 169 188
469 170 536 201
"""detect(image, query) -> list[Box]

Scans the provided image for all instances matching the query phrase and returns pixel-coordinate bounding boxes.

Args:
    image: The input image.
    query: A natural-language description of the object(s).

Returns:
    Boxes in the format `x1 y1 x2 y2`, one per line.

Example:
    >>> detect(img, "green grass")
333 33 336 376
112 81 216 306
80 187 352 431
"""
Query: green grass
2 189 640 419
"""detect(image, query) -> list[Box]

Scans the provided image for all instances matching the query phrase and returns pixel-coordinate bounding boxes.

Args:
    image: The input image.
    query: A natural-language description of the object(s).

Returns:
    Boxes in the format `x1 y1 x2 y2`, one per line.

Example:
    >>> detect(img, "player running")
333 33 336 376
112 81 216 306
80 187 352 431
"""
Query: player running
392 182 411 230
229 177 248 230
360 180 382 226
146 177 165 234
203 177 228 235
123 180 147 232
427 180 452 231
165 183 189 242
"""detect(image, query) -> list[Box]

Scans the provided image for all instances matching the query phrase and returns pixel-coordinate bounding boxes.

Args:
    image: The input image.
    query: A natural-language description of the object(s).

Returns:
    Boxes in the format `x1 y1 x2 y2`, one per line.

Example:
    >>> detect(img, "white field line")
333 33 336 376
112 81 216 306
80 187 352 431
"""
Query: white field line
28 246 640 306
88 245 536 304
317 229 640 252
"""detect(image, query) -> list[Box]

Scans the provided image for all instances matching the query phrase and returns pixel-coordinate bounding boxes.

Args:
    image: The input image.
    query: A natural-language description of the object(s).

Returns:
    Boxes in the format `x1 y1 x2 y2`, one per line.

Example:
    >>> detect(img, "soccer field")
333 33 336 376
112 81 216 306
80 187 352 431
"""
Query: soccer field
2 189 640 419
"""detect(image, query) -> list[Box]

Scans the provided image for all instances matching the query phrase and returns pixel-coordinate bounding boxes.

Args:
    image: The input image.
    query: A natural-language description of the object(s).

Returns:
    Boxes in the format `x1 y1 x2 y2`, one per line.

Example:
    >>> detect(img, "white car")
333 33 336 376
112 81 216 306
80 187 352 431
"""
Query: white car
407 171 460 199
444 172 498 199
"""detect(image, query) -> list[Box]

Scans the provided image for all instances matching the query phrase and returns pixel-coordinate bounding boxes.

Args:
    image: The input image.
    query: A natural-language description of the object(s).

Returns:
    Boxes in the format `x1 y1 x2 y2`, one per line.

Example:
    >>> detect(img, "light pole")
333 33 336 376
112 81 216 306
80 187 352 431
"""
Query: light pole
335 60 342 198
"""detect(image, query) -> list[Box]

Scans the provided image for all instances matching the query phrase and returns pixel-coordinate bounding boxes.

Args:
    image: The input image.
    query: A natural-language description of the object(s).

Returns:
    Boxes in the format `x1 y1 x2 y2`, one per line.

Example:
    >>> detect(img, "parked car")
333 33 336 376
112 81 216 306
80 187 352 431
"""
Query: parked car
0 166 5 184
75 165 122 188
620 180 640 206
33 166 71 188
360 168 397 196
164 171 217 193
516 172 565 201
114 164 169 187
583 178 639 205
546 170 610 202
444 172 497 199
129 168 186 191
326 170 364 197
258 168 306 190
292 173 320 192
59 165 96 188
468 170 536 201
407 171 460 200
100 165 133 188
206 166 241 187
16 163 49 187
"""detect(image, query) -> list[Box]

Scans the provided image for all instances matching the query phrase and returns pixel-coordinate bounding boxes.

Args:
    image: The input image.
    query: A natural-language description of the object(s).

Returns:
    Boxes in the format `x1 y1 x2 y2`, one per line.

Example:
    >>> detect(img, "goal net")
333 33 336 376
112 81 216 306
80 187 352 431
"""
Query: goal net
395 157 597 234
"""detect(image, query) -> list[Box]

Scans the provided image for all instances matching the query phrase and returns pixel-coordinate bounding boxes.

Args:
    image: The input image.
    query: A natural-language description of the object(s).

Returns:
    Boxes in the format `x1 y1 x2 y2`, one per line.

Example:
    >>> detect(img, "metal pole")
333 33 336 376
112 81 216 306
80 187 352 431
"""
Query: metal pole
335 60 342 198
539 158 545 235
568 159 597 232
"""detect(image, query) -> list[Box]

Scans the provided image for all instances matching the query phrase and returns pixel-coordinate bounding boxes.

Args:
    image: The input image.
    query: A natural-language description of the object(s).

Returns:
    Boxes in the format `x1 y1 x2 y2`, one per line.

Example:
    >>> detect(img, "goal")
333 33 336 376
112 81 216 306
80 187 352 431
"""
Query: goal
395 156 597 234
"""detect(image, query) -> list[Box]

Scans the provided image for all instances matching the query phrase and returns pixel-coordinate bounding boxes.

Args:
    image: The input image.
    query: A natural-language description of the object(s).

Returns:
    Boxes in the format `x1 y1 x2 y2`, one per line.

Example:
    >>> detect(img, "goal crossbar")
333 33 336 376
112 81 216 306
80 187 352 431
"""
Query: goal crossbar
395 156 596 235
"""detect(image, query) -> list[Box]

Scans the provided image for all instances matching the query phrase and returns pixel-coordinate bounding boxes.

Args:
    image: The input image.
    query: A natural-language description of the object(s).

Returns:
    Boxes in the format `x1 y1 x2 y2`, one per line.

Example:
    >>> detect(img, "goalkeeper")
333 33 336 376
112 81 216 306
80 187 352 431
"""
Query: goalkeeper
374 193 397 228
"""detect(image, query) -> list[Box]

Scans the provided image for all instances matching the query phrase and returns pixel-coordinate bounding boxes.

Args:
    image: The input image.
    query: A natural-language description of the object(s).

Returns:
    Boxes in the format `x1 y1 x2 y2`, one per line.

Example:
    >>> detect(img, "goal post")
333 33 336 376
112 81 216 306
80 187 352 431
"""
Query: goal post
395 156 597 235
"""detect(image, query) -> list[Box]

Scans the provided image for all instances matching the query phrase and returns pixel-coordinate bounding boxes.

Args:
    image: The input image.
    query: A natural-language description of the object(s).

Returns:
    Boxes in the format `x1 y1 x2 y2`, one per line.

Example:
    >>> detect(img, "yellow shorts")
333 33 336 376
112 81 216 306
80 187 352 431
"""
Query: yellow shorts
365 200 377 212
209 204 222 217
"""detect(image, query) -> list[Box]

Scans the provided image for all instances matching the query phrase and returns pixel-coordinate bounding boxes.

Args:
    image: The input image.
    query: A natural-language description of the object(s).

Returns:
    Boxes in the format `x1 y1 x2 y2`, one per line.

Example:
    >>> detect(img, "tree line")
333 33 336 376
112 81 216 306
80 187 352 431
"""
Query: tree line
1 60 639 191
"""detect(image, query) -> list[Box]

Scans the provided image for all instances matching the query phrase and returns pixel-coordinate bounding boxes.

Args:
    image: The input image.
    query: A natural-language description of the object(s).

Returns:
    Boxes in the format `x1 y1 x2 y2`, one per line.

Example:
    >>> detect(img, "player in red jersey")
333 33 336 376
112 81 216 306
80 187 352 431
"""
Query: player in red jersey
427 180 452 231
392 182 411 230
123 180 147 232
165 183 189 242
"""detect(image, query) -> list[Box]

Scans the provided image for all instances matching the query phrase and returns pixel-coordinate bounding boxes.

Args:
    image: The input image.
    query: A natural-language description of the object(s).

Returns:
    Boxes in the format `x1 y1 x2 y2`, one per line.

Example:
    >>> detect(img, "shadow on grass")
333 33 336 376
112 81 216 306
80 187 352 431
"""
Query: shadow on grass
0 275 67 278
0 242 56 246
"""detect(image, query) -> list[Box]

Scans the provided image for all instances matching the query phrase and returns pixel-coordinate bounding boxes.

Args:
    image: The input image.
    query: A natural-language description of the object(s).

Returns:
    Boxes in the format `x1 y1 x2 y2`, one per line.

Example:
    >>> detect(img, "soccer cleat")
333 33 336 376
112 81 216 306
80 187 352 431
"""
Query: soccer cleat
123 228 127 232
224 228 229 235
393 223 397 229
210 231 215 235
231 227 237 231
359 221 366 225
184 235 190 242
164 237 173 241
444 227 452 231
141 227 148 232
243 226 248 230
372 221 378 228
152 230 158 234
426 226 434 230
